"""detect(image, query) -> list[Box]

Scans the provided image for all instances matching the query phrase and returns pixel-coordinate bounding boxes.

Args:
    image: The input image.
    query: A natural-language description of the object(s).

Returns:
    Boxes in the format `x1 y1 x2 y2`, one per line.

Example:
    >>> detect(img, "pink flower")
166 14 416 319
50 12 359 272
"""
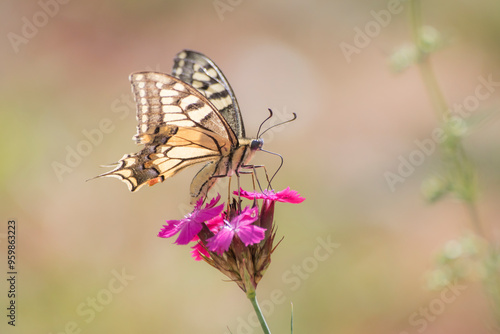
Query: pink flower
159 187 304 292
158 195 224 245
235 187 305 204
206 207 266 255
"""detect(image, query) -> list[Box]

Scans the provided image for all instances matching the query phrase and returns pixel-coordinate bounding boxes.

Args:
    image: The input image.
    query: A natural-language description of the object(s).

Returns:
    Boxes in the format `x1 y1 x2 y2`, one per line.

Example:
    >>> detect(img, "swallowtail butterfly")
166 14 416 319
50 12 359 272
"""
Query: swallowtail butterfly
97 50 264 203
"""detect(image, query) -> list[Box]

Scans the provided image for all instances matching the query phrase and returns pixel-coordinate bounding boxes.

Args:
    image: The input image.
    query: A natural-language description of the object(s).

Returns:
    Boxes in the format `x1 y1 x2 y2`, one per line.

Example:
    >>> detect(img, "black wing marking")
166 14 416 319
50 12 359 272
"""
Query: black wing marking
129 72 237 146
172 50 246 138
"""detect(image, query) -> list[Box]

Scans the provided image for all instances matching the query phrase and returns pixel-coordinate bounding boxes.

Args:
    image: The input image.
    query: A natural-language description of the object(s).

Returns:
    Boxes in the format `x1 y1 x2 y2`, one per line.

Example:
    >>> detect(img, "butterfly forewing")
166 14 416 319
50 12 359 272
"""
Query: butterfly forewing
130 72 237 146
172 50 246 138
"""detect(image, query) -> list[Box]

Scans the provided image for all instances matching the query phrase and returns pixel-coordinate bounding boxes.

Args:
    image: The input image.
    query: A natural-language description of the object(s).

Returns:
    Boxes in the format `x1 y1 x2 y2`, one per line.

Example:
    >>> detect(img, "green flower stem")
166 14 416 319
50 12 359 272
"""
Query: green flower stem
247 290 271 334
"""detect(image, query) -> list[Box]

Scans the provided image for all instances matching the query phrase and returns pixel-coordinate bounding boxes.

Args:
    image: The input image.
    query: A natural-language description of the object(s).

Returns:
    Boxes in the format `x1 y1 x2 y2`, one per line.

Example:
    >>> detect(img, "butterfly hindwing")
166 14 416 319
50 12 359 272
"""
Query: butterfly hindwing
99 126 232 192
172 50 246 138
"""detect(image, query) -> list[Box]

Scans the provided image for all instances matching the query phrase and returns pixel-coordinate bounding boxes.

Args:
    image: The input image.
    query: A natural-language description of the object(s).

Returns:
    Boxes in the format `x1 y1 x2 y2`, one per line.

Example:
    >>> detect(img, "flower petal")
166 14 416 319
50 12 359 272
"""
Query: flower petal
232 206 259 228
236 224 266 246
235 187 305 203
207 227 235 255
159 195 224 243
275 187 305 203
175 220 203 245
158 220 181 238
205 194 222 209
192 203 224 222
236 188 263 200
193 196 204 211
205 215 224 231
191 242 209 261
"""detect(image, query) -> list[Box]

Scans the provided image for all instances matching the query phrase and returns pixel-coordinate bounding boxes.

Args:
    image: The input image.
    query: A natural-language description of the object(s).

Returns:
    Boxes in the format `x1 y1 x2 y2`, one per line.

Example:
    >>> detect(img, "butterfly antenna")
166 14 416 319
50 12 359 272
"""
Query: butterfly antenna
256 109 274 138
258 112 297 139
259 149 284 189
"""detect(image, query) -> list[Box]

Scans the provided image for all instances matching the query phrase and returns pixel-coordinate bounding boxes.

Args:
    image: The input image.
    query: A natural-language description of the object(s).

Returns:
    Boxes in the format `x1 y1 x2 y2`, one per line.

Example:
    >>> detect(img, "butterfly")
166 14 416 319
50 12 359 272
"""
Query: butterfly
96 50 264 203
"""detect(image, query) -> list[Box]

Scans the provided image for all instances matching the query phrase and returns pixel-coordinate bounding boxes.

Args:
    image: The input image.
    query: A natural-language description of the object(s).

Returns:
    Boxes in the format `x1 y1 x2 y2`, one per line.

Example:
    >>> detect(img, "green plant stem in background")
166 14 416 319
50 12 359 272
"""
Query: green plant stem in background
409 0 499 327
247 290 271 334
409 0 484 238
409 0 448 120
484 247 500 325
465 201 485 240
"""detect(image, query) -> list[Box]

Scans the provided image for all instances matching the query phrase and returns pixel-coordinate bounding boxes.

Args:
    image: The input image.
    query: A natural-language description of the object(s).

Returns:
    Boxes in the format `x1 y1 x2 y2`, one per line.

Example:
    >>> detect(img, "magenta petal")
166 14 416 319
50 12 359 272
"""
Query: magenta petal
191 243 209 261
205 194 221 209
193 203 224 222
237 224 266 246
206 215 224 231
193 196 204 210
235 187 305 203
175 221 203 245
236 188 261 200
158 227 176 238
158 220 181 238
160 194 224 244
275 187 305 203
207 228 234 255
232 206 259 227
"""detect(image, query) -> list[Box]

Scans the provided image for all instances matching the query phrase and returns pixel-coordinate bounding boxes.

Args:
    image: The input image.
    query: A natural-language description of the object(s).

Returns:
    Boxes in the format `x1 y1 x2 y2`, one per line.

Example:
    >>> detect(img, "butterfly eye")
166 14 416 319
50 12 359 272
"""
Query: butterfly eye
250 139 264 151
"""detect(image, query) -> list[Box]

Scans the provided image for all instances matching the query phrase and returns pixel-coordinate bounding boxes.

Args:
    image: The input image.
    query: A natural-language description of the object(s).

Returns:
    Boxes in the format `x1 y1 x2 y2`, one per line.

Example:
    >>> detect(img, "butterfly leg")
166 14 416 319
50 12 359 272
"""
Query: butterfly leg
231 170 245 211
237 169 259 193
227 176 232 211
240 164 272 191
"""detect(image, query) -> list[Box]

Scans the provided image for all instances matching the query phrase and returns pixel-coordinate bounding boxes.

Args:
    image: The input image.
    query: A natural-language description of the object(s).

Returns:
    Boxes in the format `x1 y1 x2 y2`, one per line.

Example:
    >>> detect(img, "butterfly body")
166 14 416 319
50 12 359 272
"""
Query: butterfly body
97 50 263 202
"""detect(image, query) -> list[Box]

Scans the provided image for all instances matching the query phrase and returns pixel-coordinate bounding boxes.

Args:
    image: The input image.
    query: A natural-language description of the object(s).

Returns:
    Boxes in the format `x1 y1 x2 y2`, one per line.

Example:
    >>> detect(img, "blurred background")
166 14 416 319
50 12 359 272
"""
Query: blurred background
1 0 500 333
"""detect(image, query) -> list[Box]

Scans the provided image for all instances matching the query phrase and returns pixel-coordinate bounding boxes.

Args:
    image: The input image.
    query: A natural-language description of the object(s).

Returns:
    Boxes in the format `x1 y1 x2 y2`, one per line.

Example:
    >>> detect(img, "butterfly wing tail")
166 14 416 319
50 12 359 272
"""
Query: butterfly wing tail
94 153 162 192
95 131 225 193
